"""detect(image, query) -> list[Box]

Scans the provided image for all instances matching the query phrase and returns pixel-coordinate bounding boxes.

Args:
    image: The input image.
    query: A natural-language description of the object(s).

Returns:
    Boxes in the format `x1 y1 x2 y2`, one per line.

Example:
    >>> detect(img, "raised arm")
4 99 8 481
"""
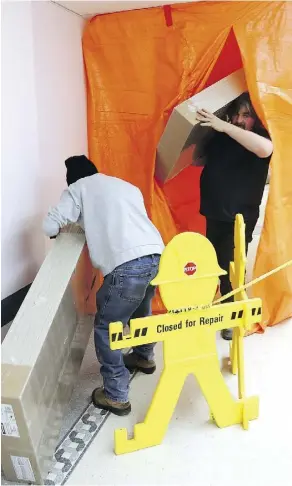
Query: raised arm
196 108 273 159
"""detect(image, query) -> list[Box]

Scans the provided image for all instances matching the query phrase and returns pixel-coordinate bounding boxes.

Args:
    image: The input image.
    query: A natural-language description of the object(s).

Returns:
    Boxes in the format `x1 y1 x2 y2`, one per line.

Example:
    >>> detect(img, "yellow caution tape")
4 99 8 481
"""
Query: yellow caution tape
169 259 292 313
215 259 292 304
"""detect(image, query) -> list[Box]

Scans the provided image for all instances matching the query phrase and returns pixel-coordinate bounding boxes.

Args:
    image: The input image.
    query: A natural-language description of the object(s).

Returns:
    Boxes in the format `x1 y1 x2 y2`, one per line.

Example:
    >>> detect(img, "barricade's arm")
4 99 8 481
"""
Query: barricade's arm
109 298 262 351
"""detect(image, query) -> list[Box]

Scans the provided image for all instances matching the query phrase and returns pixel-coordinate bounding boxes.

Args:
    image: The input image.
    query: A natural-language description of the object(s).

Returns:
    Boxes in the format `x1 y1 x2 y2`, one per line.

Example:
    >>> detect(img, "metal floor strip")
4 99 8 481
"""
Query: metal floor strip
45 373 136 486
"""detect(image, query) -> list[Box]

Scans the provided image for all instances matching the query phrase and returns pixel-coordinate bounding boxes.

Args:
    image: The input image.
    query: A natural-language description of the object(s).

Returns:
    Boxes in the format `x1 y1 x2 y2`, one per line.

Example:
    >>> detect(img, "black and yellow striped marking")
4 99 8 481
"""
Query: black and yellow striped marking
252 307 261 316
134 327 148 338
111 332 123 342
230 306 261 321
231 310 244 320
111 327 148 342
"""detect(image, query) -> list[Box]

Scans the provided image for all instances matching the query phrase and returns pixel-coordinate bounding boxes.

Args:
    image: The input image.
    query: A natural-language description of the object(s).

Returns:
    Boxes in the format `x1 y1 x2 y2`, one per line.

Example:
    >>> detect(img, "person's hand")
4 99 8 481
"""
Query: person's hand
196 108 227 132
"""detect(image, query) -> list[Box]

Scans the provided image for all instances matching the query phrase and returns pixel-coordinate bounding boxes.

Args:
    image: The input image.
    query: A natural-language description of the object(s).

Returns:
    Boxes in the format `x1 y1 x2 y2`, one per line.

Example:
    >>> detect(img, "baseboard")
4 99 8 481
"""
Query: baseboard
1 284 31 327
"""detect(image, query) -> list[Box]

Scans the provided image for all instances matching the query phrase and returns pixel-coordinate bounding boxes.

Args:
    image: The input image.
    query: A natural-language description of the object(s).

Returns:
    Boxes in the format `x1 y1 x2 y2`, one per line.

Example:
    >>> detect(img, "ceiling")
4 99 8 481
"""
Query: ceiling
53 0 199 18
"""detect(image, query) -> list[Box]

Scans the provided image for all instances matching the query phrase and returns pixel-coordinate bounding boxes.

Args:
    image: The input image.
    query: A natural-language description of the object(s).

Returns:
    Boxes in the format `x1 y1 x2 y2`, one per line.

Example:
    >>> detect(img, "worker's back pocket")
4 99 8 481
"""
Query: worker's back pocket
117 271 153 303
115 257 159 303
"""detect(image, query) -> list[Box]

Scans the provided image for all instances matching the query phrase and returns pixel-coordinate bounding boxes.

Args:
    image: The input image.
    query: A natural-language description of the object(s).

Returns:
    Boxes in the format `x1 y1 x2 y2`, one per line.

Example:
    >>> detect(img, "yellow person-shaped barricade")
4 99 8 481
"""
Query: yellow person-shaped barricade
110 214 260 454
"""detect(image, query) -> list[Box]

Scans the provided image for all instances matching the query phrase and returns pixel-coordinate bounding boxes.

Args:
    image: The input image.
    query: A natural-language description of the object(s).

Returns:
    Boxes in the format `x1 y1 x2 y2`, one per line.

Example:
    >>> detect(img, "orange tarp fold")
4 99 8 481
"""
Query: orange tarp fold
82 1 292 329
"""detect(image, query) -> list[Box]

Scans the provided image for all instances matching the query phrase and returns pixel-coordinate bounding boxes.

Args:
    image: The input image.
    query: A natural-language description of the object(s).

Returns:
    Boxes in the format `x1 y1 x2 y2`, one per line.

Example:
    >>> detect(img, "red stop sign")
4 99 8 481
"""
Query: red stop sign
184 262 197 276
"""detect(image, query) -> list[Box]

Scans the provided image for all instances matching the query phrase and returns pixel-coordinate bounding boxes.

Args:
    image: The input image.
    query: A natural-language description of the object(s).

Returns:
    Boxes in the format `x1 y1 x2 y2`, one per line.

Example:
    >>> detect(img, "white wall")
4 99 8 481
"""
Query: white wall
1 0 87 299
55 0 196 16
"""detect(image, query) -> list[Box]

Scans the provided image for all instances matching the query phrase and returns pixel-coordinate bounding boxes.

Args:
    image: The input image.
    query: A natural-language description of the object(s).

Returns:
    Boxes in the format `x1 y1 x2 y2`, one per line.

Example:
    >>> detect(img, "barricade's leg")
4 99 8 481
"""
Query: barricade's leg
229 332 238 375
195 356 259 428
114 367 187 454
237 328 245 400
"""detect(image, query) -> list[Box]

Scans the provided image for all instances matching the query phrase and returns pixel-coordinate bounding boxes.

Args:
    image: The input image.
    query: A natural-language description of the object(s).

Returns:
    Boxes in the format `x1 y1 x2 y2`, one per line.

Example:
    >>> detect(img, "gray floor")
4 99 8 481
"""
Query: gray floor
67 320 292 486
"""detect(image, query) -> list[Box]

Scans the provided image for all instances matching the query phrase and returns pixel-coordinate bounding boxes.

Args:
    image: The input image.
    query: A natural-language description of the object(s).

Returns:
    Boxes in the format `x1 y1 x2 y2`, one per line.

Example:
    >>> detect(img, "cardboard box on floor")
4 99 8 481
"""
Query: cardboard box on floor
1 226 93 485
155 69 247 183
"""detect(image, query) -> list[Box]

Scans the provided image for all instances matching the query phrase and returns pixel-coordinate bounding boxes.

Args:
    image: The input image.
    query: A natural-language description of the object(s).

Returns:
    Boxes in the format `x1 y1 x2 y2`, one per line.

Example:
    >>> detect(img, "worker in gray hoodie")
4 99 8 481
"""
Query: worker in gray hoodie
43 155 164 416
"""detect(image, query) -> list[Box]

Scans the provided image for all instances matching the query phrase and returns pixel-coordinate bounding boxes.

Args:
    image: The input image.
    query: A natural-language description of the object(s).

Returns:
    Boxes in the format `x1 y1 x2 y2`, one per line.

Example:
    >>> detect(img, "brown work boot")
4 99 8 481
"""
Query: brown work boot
123 352 156 375
91 388 131 416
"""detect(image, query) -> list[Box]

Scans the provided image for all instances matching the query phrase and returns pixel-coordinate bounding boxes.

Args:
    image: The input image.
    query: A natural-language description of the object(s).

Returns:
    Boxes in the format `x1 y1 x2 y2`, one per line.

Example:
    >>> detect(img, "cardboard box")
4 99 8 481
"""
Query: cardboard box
1 227 93 484
155 69 247 183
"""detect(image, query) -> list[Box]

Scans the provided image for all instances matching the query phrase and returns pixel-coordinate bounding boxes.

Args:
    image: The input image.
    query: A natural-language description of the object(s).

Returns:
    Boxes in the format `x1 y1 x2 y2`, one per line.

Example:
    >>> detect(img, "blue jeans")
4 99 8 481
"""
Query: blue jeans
94 254 160 403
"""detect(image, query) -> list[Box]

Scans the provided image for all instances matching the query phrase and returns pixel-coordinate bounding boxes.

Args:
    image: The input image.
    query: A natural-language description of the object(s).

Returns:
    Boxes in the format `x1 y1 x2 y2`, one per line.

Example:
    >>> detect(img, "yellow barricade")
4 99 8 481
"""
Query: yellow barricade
109 215 260 454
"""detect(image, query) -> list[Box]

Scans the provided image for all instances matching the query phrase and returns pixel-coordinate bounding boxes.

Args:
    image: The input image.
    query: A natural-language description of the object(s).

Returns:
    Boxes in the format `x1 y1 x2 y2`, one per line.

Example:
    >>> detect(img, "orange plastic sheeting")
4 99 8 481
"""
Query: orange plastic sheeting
82 1 292 328
234 2 292 328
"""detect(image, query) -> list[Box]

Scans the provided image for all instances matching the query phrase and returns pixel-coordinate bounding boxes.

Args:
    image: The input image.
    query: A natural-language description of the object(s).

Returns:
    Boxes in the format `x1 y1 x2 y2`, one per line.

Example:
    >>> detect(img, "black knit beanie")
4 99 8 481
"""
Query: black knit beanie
65 155 98 186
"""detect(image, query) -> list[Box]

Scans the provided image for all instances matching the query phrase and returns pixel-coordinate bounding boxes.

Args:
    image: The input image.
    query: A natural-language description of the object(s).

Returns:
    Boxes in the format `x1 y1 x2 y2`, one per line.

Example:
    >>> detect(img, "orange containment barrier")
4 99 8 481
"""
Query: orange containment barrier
82 1 292 330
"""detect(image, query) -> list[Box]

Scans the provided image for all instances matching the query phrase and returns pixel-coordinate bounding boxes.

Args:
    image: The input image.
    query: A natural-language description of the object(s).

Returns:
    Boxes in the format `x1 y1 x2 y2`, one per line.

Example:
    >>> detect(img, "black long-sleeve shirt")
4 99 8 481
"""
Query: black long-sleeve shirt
200 129 272 222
